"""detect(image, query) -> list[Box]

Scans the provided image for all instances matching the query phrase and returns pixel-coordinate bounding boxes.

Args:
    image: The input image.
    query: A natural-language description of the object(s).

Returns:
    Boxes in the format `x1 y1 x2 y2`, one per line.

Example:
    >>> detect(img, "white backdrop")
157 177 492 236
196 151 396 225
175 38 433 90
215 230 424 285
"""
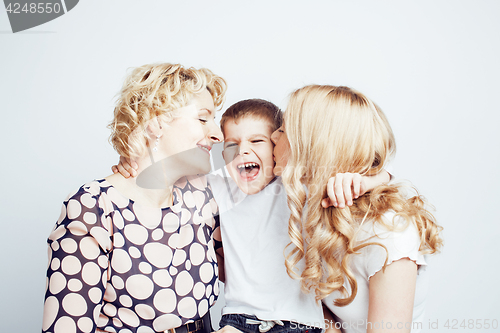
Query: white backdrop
1 1 499 332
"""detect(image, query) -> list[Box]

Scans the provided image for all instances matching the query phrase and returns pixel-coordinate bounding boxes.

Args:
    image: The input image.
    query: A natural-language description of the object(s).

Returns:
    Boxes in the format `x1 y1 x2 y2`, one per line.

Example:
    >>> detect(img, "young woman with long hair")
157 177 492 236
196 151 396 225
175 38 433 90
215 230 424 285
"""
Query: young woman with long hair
271 85 443 333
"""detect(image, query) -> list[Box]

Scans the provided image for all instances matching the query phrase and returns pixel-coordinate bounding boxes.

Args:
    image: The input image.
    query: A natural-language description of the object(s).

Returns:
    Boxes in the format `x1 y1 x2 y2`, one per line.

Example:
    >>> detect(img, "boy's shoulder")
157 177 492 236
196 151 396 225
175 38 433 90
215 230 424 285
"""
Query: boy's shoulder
206 170 246 208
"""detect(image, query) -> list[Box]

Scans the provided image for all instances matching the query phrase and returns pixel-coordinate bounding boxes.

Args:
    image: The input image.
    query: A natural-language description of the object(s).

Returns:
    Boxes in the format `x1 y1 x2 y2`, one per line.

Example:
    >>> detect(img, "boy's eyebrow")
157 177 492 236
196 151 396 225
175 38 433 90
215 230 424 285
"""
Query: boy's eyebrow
247 133 270 139
223 134 269 145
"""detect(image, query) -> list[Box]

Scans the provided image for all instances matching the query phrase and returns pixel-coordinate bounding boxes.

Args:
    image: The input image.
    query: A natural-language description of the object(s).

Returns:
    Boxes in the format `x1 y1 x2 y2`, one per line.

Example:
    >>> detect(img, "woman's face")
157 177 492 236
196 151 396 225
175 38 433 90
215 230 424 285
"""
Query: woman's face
159 89 223 176
270 125 290 176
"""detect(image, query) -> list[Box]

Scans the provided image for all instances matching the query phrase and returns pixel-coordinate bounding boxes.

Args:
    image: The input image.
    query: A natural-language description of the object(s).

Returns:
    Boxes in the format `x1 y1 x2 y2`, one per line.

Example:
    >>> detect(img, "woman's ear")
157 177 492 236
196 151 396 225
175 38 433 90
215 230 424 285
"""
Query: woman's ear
146 116 163 139
145 117 164 154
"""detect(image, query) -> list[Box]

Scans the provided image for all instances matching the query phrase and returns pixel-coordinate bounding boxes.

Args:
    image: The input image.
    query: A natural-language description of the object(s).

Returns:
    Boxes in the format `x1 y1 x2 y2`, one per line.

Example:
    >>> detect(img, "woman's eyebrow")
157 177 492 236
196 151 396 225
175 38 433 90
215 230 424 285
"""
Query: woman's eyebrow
199 108 213 115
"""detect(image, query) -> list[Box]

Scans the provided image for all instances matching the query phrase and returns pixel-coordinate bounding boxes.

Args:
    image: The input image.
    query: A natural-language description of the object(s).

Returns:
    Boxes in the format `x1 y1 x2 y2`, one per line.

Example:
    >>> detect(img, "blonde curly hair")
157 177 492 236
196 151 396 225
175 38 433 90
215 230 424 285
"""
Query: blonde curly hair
108 63 227 159
282 85 443 305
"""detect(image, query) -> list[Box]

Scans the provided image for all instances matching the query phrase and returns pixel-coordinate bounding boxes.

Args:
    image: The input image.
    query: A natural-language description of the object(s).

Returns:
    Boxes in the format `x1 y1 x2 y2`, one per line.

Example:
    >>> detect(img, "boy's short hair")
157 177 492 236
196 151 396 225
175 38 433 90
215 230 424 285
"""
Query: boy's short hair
220 99 283 135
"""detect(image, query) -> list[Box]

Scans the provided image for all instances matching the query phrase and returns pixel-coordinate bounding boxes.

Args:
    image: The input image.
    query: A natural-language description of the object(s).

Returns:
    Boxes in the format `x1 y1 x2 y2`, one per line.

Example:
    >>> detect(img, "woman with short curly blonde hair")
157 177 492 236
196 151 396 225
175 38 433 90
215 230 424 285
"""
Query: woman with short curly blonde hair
271 85 443 333
43 63 226 333
109 63 226 159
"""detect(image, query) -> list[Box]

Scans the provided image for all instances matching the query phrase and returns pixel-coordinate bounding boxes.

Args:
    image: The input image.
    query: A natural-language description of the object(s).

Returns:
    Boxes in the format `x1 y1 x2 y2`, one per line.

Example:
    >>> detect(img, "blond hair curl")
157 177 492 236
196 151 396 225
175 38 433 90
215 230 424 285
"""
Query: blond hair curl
282 85 443 305
108 63 227 158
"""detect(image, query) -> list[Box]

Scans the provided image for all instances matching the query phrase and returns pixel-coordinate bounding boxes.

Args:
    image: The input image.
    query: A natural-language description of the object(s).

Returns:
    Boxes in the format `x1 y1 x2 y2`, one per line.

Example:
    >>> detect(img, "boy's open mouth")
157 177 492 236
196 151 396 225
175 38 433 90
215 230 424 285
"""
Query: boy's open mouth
237 162 260 181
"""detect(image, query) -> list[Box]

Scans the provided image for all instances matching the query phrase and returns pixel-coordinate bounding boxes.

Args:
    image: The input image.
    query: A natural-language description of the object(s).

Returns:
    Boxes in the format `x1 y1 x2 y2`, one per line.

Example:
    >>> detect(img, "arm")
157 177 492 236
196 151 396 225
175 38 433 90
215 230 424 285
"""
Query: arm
364 170 391 193
42 188 108 333
367 258 417 333
216 247 225 284
212 213 225 283
322 170 391 208
323 304 343 333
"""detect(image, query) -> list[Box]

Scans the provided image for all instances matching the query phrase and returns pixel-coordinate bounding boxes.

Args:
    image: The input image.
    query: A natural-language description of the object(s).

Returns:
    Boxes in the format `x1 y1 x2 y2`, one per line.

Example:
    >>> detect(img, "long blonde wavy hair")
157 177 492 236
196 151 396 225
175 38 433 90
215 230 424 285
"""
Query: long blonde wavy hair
282 85 443 305
108 63 227 159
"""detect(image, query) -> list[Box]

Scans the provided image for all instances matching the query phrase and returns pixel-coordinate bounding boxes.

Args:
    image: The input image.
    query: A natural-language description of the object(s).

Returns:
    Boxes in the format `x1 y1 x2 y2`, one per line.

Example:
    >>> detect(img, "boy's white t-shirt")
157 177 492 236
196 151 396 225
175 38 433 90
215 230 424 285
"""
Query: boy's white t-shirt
207 170 324 328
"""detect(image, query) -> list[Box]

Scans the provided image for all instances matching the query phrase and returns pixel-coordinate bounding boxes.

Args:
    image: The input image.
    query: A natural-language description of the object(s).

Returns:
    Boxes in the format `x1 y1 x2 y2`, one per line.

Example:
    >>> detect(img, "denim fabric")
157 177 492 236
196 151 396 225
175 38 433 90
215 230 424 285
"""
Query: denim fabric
219 314 323 333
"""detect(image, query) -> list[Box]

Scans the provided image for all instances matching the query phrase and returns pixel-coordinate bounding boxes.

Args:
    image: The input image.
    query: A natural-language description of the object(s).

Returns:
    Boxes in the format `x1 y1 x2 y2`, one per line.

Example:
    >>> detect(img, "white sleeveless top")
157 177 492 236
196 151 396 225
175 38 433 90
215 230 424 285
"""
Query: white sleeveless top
323 211 429 333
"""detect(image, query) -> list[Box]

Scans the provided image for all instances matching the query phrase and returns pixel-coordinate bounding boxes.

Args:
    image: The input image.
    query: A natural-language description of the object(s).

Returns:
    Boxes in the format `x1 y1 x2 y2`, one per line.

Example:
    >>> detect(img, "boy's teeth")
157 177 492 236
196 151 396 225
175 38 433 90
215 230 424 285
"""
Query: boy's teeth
238 163 258 169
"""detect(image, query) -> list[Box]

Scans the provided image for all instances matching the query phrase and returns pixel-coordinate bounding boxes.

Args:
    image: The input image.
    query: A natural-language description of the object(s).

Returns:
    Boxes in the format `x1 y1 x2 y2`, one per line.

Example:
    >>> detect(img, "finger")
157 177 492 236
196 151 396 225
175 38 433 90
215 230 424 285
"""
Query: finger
334 174 346 208
342 173 353 207
322 198 333 208
117 163 131 178
120 156 132 170
119 156 133 172
129 159 139 177
326 177 338 207
128 166 137 178
352 173 361 199
118 156 138 177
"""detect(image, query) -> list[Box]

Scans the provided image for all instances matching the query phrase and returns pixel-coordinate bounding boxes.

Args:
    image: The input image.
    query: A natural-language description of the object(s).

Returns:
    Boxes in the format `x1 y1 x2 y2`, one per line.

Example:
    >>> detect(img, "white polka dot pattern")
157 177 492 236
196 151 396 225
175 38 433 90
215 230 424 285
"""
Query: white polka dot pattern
43 177 220 333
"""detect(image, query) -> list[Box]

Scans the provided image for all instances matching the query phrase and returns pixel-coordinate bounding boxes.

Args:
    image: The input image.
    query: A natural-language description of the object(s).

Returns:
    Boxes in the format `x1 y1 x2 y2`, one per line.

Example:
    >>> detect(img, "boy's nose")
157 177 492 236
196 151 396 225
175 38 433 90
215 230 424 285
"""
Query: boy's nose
238 147 250 155
238 142 251 155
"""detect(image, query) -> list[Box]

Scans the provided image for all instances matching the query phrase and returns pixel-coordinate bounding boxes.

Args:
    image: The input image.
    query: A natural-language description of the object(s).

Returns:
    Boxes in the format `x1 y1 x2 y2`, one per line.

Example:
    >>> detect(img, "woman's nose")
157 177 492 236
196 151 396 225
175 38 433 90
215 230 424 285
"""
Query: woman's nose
208 122 223 143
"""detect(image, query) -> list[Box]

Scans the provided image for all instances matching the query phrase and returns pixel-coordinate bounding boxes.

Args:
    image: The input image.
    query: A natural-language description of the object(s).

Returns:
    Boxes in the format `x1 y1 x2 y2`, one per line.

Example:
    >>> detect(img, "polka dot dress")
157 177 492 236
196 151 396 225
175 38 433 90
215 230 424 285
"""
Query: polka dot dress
42 176 221 333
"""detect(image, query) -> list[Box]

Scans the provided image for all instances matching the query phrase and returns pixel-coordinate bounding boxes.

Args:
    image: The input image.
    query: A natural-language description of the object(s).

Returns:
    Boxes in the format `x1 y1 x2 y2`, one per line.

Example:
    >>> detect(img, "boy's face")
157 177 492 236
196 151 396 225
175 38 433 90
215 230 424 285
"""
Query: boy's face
222 117 275 195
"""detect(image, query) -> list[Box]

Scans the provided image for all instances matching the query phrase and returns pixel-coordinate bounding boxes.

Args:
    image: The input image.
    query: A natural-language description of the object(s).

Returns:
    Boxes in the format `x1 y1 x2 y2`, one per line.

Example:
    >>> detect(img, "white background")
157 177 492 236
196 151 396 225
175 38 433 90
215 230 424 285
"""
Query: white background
1 1 499 332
